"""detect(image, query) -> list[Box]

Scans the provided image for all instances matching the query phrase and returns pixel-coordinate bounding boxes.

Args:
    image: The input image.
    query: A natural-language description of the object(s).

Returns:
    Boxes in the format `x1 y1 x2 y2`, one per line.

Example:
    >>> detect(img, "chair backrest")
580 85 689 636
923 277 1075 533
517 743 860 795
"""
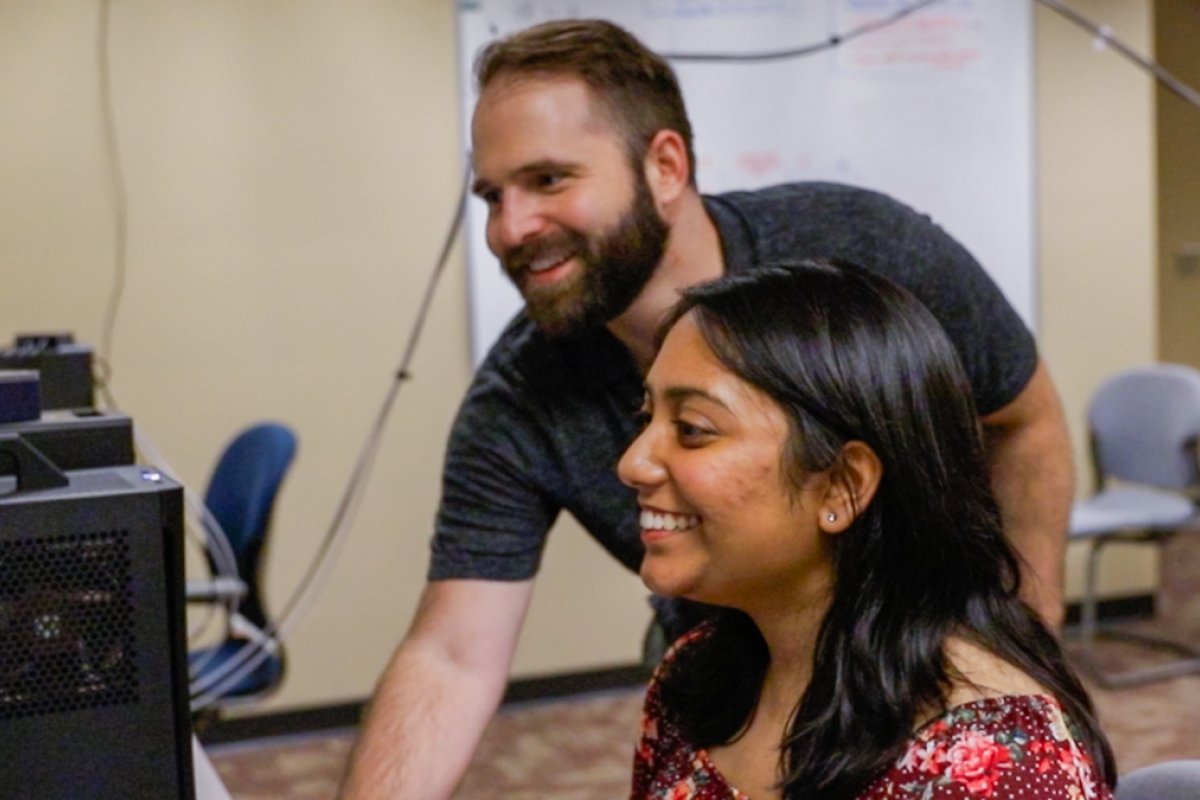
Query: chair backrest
203 422 297 629
1116 760 1200 800
1089 364 1200 491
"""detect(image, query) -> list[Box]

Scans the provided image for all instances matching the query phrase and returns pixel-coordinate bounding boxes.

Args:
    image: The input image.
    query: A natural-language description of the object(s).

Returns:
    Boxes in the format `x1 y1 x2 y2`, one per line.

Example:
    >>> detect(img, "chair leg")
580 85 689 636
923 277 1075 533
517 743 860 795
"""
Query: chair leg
1074 538 1105 680
1072 535 1200 689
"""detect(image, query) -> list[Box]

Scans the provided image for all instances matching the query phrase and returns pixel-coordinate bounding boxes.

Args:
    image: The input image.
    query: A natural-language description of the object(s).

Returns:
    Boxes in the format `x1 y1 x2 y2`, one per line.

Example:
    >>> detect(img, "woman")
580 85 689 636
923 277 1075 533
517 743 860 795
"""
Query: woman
619 259 1115 800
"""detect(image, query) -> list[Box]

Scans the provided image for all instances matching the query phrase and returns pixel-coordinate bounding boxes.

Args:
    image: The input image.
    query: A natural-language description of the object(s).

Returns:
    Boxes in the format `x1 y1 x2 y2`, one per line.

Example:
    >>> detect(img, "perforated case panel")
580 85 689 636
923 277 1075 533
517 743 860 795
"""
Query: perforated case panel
0 530 139 720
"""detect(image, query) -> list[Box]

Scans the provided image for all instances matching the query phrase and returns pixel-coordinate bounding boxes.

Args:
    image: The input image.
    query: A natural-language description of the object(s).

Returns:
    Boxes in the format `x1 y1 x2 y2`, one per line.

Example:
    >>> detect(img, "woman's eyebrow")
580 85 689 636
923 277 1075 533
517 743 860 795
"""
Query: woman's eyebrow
661 385 730 411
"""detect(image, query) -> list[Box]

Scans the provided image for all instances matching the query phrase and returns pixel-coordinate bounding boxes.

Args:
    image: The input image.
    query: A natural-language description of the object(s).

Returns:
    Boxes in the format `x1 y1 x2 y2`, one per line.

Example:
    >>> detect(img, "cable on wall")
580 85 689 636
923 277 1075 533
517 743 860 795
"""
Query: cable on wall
91 0 1200 705
1035 0 1200 113
660 0 944 62
96 0 127 388
189 165 470 709
93 0 246 649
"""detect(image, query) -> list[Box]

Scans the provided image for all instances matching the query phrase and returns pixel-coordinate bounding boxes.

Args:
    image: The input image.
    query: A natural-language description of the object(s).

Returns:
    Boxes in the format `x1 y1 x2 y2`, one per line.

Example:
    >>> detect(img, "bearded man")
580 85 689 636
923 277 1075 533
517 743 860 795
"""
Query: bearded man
340 19 1074 800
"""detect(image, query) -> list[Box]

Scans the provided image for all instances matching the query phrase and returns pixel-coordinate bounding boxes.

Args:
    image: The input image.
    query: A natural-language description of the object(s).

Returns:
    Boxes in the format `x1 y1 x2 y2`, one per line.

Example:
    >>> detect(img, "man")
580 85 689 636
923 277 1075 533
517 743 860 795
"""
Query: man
340 19 1073 799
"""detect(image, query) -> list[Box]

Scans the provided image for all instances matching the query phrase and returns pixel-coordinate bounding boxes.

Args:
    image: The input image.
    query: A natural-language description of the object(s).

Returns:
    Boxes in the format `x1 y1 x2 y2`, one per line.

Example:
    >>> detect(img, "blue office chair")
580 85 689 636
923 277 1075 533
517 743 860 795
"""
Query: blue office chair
1068 365 1200 687
188 422 297 707
1116 760 1200 800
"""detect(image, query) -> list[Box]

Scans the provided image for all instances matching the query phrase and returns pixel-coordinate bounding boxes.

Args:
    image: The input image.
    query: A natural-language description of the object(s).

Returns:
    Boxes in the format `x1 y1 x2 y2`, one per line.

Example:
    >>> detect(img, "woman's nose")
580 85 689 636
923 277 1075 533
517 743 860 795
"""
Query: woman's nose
618 427 667 491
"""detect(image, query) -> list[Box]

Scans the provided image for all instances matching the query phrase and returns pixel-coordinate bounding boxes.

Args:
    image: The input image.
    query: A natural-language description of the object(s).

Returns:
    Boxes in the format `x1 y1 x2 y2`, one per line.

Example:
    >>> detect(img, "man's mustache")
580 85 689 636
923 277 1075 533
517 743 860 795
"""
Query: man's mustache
502 230 588 276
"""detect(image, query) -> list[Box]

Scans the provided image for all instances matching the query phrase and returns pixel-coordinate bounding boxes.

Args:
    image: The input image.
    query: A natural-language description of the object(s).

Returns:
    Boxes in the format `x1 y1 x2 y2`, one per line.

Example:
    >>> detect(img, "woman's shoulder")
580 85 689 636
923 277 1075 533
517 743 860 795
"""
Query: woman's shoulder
649 623 714 682
635 623 747 800
940 637 1049 707
860 694 1112 800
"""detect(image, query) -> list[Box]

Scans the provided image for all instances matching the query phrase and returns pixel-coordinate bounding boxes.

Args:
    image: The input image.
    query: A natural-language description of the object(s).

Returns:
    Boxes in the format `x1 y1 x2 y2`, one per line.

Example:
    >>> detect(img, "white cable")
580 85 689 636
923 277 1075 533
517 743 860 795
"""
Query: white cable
132 424 240 580
187 597 221 643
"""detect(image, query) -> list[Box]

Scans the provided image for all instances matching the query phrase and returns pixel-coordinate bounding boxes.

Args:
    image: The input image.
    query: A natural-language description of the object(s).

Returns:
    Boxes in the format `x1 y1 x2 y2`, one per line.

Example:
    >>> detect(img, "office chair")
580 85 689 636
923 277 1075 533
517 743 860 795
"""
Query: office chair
1116 760 1200 800
1068 364 1200 688
188 422 297 708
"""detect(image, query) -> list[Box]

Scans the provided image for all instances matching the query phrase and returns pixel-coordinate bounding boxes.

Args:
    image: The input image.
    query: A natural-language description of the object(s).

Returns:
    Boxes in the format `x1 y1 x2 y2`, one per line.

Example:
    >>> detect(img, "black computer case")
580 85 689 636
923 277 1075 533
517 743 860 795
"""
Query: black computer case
0 465 194 799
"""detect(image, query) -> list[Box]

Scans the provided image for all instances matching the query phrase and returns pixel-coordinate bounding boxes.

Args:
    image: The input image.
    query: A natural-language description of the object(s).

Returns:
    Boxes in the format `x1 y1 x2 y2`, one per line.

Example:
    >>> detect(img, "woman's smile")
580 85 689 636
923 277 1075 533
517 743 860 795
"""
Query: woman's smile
638 506 701 543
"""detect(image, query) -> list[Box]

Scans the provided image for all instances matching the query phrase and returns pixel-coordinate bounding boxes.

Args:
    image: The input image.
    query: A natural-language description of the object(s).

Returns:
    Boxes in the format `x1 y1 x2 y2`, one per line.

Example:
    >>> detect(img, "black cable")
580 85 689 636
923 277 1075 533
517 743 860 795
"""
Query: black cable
97 0 128 385
190 167 470 703
269 166 470 636
1035 0 1200 113
660 0 944 63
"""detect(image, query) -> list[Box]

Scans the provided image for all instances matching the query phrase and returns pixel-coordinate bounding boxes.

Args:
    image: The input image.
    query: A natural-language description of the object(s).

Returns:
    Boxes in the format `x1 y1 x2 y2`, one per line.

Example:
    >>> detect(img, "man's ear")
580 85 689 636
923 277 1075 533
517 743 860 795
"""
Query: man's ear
643 129 691 211
818 441 883 534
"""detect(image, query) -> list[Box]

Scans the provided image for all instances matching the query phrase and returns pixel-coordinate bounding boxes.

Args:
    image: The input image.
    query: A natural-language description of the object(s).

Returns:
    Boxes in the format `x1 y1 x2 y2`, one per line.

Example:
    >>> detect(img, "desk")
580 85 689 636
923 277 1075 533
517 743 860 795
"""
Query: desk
193 736 233 800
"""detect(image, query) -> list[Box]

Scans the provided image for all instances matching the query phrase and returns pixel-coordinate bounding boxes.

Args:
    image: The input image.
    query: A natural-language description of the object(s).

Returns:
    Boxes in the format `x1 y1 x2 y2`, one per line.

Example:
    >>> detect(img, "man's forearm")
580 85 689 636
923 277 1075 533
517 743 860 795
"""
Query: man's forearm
983 361 1074 629
339 579 534 800
338 641 507 800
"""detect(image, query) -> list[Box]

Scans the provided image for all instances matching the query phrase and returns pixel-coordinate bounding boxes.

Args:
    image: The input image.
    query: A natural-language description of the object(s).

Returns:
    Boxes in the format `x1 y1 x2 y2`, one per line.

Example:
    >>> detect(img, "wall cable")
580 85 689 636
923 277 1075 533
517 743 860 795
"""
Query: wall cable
1034 0 1200 113
660 0 944 62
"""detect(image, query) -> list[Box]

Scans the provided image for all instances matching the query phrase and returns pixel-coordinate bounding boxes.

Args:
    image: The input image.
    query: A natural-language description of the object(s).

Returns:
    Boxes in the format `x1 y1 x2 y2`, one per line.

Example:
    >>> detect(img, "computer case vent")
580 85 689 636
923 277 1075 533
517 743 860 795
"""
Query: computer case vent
0 530 139 721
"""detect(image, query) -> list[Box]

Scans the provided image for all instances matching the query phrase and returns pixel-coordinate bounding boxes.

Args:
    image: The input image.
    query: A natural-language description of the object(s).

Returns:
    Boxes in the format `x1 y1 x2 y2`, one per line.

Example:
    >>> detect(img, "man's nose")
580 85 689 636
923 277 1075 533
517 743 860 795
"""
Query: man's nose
494 191 547 252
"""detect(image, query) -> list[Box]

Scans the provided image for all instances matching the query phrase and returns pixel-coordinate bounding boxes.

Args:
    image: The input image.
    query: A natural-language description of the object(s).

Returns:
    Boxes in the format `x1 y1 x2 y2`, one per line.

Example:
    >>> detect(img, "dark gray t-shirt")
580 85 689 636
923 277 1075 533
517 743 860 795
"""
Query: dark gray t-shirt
428 182 1036 582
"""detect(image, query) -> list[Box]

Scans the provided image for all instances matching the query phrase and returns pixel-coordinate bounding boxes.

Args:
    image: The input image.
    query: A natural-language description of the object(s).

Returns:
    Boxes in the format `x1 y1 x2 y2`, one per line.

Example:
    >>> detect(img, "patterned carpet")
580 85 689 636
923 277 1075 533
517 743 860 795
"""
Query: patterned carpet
209 690 644 800
210 537 1200 798
208 656 1200 799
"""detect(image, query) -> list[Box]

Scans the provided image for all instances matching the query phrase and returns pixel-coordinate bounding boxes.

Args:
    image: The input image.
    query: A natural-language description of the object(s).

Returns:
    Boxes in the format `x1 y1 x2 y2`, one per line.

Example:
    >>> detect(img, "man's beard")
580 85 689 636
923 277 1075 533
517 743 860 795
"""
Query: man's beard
501 176 669 337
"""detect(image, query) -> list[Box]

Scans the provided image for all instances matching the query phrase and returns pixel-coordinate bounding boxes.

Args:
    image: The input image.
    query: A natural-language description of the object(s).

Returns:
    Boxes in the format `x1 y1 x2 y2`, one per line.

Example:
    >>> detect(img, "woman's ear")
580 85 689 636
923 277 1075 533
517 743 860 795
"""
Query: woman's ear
819 441 882 534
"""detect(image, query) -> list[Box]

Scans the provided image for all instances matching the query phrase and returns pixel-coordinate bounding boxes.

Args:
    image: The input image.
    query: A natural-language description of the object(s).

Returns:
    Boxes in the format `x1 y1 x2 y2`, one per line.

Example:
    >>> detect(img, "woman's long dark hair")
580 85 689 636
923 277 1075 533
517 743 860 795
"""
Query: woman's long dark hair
654 259 1115 798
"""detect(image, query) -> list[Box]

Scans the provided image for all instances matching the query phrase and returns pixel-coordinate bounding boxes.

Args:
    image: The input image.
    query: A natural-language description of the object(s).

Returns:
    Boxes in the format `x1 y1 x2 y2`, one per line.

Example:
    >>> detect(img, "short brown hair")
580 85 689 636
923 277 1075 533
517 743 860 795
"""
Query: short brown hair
474 19 697 185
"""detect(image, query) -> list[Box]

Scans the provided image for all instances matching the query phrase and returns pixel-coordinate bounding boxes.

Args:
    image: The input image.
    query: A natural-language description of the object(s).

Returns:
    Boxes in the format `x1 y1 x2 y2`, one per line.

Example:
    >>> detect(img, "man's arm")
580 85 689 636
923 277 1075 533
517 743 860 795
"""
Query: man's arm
981 359 1074 629
339 578 535 800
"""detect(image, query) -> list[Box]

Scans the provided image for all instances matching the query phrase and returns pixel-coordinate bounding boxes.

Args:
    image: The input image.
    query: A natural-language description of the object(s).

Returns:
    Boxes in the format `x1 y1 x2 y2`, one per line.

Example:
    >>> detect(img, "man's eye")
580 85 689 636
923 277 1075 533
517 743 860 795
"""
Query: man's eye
536 173 564 189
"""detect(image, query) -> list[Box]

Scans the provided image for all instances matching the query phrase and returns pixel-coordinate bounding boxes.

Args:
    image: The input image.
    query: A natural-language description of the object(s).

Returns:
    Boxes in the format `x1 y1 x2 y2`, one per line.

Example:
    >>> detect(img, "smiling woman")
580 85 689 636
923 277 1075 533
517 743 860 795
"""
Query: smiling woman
619 260 1117 800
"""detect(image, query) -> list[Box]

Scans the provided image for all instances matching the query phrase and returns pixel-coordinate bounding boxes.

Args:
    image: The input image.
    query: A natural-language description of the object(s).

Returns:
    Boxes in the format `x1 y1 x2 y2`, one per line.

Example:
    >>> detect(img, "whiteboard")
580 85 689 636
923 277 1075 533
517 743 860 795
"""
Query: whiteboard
456 0 1034 366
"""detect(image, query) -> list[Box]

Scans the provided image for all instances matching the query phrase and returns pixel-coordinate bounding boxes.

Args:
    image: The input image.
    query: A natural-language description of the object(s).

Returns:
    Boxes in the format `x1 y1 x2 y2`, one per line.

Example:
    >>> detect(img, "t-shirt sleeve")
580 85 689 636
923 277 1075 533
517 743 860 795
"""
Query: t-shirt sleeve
714 185 1039 416
427 365 560 582
880 209 1039 417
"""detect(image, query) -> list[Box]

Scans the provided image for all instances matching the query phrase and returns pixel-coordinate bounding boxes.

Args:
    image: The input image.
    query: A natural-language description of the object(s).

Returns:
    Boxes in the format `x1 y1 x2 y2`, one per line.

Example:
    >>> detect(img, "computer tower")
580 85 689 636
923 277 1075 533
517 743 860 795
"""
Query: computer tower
0 464 194 799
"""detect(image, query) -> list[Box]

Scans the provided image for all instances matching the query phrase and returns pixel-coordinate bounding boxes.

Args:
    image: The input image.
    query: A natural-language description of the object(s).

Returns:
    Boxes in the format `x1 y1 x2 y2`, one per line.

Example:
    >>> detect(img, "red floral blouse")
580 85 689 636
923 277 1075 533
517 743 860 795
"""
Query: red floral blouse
632 634 1112 800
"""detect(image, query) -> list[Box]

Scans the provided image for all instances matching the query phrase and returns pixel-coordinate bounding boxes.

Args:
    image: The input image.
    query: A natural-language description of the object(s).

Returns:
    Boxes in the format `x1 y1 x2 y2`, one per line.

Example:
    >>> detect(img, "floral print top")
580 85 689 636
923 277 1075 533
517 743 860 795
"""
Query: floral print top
632 633 1112 800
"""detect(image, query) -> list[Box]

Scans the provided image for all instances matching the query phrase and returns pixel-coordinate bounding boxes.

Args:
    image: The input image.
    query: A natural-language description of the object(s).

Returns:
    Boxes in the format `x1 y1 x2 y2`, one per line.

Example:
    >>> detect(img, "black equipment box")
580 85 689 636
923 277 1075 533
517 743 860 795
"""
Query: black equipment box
0 409 134 473
0 334 94 411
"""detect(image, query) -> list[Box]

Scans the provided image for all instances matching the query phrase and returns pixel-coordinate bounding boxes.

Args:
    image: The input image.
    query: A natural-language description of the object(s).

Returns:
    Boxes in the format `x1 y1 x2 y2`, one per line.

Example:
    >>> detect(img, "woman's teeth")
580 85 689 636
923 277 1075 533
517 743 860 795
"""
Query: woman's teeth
640 510 700 532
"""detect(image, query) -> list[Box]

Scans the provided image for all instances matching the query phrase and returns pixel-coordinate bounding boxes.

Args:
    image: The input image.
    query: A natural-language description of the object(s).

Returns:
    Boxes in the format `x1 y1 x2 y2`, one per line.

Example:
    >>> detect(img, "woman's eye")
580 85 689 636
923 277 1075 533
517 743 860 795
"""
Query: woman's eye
674 420 712 444
633 410 651 430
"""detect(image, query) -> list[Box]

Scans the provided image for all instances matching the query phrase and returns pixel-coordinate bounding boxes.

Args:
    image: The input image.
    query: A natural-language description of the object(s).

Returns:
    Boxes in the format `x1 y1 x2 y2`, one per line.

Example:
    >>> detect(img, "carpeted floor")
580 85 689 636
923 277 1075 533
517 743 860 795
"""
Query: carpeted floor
209 689 644 800
210 537 1200 798
208 647 1200 799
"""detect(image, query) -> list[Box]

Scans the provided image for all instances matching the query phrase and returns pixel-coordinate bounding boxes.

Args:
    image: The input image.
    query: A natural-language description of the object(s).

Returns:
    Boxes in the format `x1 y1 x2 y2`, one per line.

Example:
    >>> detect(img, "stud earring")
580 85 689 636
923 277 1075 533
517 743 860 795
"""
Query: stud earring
827 512 837 522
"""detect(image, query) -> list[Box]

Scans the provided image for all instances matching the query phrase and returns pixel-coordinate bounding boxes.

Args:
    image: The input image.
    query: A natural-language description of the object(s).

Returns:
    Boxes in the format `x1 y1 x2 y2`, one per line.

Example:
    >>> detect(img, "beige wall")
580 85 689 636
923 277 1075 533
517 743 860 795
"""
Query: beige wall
1036 0 1159 599
0 0 651 714
1156 0 1200 367
0 0 1162 712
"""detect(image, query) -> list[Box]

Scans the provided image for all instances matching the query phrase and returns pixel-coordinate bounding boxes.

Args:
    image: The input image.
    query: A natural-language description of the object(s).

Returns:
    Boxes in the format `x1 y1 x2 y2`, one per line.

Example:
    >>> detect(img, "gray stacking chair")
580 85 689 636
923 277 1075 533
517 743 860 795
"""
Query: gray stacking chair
1116 760 1200 800
1069 364 1200 688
